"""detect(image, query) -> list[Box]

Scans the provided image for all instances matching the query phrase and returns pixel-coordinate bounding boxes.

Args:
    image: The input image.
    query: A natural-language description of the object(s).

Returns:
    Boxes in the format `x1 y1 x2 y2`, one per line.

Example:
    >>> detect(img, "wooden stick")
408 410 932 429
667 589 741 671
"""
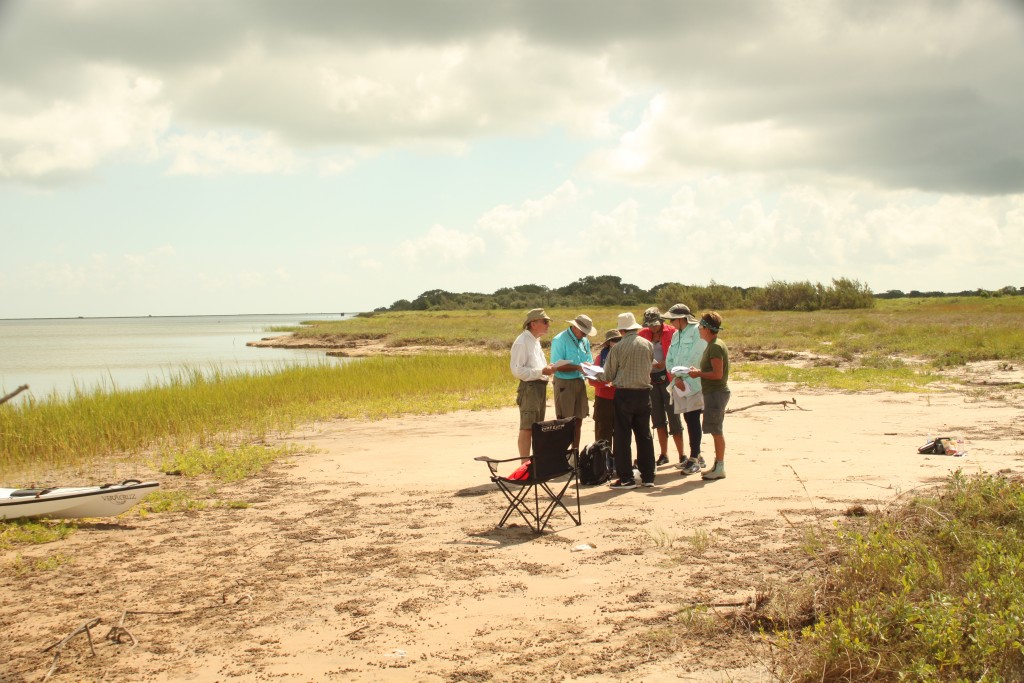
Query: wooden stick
0 384 28 406
727 397 809 413
41 618 102 682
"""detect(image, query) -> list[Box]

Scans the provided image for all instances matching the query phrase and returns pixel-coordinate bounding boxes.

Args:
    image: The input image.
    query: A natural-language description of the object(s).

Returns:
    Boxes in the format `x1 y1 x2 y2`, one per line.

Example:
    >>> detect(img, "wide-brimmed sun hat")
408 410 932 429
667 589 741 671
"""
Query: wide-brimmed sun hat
567 314 597 337
661 303 698 324
523 308 551 329
615 312 642 331
601 329 622 346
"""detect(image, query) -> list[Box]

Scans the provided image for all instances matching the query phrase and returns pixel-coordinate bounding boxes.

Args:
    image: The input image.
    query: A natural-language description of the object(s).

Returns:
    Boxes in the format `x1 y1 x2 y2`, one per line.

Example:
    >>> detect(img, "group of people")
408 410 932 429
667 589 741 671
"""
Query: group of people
509 305 731 489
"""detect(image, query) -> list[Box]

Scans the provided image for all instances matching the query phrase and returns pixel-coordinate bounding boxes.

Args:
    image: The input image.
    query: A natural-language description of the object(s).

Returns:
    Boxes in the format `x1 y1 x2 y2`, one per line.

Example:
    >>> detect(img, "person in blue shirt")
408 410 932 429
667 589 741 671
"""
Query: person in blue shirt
550 314 597 453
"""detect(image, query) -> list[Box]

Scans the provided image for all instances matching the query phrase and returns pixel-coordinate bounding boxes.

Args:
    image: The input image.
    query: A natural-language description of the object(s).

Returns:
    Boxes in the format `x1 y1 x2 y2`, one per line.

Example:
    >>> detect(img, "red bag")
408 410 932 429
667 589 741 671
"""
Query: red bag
508 460 531 480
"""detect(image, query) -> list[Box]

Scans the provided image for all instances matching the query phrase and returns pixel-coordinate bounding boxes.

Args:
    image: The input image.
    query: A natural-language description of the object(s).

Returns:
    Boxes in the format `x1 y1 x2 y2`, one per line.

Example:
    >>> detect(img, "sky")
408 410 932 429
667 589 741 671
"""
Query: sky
1 0 1023 318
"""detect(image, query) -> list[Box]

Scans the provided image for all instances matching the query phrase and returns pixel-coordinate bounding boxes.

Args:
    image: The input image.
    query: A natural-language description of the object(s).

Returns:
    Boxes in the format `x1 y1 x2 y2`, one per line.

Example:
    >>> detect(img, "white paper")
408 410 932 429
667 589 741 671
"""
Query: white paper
580 362 604 381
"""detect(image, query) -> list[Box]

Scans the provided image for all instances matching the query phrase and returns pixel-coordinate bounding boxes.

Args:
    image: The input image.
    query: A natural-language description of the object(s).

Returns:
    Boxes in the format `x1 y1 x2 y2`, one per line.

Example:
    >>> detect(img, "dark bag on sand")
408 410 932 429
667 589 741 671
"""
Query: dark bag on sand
578 440 613 485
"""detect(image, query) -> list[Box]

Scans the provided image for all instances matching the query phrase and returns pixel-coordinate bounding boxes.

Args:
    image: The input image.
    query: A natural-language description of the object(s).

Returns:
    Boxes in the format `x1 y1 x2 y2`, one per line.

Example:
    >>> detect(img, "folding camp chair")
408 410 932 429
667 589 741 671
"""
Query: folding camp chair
475 417 581 533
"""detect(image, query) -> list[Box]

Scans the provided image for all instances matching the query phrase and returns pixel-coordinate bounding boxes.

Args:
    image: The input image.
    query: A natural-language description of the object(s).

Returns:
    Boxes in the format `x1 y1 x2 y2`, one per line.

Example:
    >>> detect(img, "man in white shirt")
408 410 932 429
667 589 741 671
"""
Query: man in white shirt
510 308 556 459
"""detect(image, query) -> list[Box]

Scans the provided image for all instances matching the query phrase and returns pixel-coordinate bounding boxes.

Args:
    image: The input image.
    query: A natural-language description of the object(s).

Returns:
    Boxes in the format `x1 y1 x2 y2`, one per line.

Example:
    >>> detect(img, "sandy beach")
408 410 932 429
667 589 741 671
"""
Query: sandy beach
3 373 1023 682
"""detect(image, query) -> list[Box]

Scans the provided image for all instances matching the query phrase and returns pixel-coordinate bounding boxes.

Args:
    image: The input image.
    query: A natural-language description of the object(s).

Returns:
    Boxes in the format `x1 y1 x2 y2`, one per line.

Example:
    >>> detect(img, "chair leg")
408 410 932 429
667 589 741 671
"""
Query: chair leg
490 475 581 534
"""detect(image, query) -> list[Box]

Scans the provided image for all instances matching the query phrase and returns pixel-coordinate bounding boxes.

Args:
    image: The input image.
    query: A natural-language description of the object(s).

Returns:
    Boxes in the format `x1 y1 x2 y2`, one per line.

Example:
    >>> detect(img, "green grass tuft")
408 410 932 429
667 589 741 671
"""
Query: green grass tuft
159 443 303 482
0 519 76 549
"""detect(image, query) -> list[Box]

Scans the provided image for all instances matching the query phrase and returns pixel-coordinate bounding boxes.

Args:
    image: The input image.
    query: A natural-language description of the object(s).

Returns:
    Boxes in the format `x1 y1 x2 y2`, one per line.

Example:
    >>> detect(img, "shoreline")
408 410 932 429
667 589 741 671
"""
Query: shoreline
247 333 495 357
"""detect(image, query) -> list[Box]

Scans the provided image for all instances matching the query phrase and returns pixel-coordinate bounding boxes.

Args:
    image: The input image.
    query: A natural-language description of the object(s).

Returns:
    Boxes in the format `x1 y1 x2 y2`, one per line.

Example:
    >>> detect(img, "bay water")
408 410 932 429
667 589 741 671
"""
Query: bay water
0 314 348 401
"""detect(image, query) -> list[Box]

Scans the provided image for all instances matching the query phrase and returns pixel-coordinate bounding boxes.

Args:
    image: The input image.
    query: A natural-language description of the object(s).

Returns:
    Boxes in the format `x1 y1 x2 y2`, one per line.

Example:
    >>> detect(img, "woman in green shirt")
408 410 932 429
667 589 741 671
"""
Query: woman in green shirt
688 311 729 480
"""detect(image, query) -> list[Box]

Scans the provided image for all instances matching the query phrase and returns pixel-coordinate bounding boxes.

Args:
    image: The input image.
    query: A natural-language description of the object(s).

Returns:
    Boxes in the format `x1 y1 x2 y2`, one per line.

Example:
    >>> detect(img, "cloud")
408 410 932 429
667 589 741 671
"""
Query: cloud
647 175 1024 290
2 1 1022 193
399 224 485 264
0 65 169 182
478 181 581 255
163 131 296 175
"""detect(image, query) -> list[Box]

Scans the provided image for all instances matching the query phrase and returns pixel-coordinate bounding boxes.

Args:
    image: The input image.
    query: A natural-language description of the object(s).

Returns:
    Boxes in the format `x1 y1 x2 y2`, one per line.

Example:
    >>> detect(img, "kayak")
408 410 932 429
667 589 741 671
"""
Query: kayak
0 480 160 521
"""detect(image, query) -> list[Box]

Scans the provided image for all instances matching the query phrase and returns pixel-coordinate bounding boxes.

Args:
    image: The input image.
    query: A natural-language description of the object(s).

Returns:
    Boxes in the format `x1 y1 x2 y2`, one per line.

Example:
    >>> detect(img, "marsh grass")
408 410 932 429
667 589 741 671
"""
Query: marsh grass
772 471 1024 681
289 297 1024 365
135 489 248 515
645 526 679 548
0 354 516 484
687 529 716 556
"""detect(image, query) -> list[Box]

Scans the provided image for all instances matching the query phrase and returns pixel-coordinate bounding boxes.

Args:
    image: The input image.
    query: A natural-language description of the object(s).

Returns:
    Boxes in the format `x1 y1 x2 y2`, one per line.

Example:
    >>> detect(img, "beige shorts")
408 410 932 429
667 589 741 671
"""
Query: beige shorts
517 380 548 430
554 377 589 420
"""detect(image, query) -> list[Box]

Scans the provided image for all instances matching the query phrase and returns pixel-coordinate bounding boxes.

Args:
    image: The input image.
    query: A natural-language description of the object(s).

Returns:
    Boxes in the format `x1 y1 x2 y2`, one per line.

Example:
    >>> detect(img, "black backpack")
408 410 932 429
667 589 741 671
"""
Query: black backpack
578 440 613 485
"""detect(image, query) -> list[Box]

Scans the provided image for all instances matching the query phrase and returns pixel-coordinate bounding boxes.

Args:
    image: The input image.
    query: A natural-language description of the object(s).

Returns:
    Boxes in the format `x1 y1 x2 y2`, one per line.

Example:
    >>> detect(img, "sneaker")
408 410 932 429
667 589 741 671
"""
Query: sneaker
702 462 725 480
641 480 656 488
656 454 669 466
681 457 701 475
672 461 686 470
697 455 706 469
609 479 638 490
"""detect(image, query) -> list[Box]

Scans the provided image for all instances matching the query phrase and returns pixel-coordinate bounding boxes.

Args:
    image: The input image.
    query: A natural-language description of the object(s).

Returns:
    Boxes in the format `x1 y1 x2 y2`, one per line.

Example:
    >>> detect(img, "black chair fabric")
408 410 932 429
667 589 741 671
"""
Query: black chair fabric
475 417 581 533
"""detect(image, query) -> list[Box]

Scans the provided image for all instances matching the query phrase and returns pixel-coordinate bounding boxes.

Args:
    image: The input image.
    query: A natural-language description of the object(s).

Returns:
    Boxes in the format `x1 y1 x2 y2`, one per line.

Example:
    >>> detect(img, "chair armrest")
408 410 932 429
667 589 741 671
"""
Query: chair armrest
474 456 521 464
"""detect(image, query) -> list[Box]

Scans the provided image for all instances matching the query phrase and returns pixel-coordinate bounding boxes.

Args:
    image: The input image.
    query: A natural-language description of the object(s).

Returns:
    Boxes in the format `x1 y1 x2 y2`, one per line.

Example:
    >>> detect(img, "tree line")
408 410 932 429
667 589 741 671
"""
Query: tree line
380 275 882 312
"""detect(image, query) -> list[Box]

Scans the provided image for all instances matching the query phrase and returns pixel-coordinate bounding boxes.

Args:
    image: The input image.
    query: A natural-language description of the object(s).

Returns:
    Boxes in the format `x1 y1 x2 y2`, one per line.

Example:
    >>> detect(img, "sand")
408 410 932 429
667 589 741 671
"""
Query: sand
3 371 1023 682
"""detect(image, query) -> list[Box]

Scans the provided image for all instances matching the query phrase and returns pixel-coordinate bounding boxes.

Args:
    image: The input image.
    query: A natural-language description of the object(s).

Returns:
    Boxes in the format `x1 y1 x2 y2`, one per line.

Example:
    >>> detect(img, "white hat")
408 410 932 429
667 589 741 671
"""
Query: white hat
615 312 642 331
567 314 597 337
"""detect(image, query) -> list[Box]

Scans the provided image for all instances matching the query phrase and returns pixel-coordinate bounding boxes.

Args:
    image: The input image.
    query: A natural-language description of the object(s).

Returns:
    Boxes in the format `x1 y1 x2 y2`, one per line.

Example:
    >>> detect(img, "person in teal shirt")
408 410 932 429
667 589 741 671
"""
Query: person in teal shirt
550 314 596 452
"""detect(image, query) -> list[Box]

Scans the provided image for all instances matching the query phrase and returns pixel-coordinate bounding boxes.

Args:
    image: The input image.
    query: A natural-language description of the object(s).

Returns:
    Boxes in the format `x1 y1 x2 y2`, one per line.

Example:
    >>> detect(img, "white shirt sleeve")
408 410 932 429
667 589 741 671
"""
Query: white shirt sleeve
510 332 545 381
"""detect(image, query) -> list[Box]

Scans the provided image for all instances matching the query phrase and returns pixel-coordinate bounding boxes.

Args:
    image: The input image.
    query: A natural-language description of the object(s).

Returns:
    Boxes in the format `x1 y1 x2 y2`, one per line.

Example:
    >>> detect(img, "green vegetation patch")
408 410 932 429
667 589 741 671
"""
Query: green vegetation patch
6 552 73 576
775 472 1024 681
735 363 944 393
160 443 303 482
0 519 76 549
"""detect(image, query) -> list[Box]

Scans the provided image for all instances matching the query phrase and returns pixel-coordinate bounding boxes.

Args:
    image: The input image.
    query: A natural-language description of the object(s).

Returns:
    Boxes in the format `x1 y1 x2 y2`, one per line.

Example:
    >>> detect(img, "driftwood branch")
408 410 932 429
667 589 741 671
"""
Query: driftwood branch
42 617 101 682
0 384 28 406
727 397 808 413
123 593 253 618
39 595 251 681
104 611 137 647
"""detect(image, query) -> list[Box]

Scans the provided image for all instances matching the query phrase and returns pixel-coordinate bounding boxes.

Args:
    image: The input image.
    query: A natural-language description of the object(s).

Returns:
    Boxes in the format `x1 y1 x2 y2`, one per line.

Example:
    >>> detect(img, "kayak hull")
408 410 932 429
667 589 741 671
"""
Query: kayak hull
0 481 160 521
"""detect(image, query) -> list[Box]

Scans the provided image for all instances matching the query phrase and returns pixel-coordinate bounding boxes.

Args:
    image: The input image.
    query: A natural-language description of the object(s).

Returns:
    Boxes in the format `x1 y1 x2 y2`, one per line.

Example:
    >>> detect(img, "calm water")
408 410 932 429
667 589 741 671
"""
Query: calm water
0 314 349 400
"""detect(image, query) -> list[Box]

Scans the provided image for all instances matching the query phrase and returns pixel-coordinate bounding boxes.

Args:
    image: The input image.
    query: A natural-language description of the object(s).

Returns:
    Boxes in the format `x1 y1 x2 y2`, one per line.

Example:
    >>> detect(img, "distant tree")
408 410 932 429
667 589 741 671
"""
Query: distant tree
822 277 875 309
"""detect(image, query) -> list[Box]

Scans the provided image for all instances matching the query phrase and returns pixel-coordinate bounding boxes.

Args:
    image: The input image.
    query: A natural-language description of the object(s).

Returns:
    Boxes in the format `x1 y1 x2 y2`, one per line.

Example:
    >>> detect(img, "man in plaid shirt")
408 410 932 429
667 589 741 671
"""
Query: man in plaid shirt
598 312 656 489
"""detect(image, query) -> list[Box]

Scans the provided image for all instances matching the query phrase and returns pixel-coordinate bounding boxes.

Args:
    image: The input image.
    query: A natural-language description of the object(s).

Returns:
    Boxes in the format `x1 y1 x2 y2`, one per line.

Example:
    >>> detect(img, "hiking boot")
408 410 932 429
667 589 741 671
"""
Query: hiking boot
656 454 669 466
702 461 725 480
681 457 701 475
609 479 638 490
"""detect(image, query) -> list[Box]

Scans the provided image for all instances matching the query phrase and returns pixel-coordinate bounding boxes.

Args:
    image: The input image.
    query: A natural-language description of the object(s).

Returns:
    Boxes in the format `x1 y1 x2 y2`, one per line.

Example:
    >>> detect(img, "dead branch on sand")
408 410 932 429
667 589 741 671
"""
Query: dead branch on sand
727 397 808 413
123 593 253 617
0 384 28 406
105 611 137 647
42 617 101 682
40 595 252 680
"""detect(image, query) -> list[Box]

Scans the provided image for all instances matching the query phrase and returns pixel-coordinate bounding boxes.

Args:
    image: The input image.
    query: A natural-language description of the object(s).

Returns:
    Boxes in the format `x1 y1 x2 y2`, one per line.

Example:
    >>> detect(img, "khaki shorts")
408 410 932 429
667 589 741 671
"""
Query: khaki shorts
701 389 731 435
517 380 548 430
554 377 590 420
